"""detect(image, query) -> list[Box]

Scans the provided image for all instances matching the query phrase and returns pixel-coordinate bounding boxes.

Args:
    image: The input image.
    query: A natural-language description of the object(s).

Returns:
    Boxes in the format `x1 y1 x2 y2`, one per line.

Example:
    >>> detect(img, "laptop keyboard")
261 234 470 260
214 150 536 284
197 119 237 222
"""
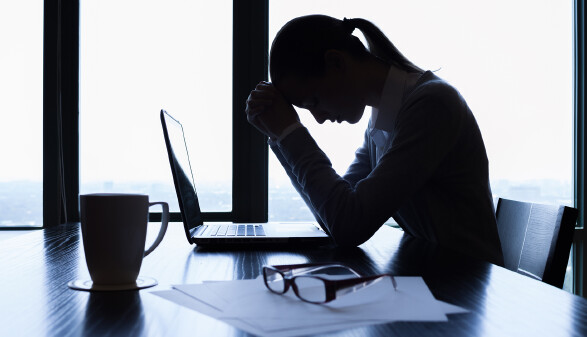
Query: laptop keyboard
202 224 266 237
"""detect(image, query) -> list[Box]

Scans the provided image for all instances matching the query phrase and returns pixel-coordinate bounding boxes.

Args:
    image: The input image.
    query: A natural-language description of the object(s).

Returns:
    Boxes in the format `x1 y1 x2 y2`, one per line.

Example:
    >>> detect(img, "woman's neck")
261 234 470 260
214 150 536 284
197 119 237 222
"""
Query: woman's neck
359 56 391 108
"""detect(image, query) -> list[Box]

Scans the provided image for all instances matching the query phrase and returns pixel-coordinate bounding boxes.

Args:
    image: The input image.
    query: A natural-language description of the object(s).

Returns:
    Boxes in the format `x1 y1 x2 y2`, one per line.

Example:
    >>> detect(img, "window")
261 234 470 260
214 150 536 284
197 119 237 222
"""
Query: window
80 0 233 213
0 0 43 228
10 0 584 295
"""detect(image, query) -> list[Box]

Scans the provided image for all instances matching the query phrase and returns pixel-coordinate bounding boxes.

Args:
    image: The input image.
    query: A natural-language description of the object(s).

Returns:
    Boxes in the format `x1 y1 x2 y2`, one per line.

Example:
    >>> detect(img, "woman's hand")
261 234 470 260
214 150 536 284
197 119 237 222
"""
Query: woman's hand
245 81 300 140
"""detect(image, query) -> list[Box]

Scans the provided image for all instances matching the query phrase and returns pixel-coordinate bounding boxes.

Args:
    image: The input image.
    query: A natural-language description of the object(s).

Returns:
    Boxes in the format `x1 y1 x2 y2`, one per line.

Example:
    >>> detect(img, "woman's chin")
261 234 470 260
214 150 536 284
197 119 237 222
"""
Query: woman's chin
346 112 364 124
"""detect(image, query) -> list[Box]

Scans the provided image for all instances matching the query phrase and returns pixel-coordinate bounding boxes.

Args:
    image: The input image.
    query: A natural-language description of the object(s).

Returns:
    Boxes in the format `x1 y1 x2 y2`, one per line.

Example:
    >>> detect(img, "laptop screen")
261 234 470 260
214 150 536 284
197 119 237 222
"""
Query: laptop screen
161 110 203 239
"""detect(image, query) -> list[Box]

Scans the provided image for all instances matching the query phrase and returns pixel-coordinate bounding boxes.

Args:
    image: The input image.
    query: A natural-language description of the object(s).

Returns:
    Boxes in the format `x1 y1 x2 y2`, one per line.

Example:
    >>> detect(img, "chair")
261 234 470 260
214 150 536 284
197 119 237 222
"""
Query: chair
495 198 578 288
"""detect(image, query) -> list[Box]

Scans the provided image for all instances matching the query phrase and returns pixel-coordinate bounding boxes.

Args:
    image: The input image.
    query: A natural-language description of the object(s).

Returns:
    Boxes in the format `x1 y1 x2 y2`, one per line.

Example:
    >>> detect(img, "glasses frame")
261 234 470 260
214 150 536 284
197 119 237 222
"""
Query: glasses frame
262 263 397 304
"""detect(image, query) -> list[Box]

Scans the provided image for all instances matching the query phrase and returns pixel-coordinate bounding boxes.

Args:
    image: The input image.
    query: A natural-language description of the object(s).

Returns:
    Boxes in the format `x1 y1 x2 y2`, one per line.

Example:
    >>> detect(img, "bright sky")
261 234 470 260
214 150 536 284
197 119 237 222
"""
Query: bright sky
0 0 574 188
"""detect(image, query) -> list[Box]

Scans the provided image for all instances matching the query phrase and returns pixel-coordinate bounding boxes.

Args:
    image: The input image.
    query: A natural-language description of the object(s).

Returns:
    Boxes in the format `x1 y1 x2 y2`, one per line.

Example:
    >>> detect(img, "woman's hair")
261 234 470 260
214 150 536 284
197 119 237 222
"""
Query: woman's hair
269 15 423 83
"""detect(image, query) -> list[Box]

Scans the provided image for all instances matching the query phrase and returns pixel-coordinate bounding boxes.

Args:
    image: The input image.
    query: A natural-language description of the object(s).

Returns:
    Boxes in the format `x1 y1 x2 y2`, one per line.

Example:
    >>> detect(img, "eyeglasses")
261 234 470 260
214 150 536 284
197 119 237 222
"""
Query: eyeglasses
262 263 397 304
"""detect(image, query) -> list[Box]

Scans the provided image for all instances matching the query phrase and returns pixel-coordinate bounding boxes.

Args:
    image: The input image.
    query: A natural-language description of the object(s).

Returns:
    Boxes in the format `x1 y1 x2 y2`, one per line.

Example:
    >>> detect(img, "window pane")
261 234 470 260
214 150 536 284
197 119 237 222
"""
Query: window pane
80 1 232 212
0 1 43 228
269 0 573 216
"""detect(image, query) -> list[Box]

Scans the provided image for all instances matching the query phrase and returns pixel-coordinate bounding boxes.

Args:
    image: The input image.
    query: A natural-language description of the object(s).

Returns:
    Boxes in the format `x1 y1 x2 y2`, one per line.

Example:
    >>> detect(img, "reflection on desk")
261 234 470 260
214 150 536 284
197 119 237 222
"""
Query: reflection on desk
1 222 587 336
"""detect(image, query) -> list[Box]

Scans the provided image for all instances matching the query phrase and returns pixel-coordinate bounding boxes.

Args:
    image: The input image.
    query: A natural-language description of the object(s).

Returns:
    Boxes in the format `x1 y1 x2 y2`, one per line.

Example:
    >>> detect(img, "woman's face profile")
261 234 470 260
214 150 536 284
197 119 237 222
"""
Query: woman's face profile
277 72 366 125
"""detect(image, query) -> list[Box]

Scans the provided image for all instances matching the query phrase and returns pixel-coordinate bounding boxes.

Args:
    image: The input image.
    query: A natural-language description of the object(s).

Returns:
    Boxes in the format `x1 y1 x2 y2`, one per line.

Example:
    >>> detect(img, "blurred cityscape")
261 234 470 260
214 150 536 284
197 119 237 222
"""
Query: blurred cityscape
0 178 574 228
0 178 575 293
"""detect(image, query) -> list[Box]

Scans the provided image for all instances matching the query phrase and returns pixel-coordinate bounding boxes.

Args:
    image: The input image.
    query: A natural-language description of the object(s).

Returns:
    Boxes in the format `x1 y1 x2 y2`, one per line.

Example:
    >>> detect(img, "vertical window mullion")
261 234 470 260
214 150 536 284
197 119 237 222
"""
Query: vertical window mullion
574 0 586 297
62 0 80 223
43 0 79 228
43 0 62 228
232 0 269 223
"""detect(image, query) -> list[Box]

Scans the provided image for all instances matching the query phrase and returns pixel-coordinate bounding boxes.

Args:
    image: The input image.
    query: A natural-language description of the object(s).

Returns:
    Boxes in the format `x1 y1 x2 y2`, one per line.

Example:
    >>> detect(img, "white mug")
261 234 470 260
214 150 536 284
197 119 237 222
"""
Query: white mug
80 193 169 285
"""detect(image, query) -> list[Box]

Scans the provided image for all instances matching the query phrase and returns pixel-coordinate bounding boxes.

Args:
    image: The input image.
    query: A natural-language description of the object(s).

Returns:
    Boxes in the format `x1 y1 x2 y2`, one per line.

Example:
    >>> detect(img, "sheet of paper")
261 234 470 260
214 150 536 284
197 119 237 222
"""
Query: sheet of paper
172 282 231 311
437 300 470 314
151 290 387 337
197 276 447 322
152 276 468 337
150 290 223 318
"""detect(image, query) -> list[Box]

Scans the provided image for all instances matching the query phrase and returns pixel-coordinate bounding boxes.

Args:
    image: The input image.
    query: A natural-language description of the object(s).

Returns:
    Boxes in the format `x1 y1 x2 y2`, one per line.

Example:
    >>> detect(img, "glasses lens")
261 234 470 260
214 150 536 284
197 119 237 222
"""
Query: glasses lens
294 276 327 303
264 268 286 293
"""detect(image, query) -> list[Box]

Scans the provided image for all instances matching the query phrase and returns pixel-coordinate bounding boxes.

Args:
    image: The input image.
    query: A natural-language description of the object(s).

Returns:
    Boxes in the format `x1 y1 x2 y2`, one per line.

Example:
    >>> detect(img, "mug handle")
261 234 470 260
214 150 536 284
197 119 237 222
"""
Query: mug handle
144 201 169 257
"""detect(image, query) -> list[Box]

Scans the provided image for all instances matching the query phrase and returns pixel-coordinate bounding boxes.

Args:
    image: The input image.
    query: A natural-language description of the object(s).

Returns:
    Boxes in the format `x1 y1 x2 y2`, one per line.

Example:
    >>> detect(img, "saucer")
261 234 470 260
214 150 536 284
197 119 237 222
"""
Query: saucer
67 276 158 291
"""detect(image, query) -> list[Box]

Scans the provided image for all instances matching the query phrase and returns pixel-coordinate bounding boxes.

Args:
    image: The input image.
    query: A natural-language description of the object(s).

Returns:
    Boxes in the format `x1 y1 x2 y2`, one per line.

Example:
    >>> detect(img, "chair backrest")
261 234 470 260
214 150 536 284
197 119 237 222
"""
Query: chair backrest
495 198 578 288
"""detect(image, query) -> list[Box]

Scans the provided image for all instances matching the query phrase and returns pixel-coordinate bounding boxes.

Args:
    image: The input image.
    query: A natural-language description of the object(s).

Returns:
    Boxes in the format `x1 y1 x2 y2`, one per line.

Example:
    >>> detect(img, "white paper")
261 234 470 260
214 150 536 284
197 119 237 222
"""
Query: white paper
151 276 468 337
150 290 223 318
437 300 470 314
193 276 447 322
151 290 383 337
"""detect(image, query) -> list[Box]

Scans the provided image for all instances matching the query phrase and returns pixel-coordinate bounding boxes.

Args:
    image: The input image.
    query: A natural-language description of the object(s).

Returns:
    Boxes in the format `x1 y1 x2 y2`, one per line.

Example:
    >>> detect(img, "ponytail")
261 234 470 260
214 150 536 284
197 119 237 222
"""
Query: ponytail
344 18 423 73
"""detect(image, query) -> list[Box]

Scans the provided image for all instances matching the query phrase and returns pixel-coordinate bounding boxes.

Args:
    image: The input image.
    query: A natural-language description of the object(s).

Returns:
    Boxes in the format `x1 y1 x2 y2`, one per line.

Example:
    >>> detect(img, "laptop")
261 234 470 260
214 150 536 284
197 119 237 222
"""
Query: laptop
160 109 331 246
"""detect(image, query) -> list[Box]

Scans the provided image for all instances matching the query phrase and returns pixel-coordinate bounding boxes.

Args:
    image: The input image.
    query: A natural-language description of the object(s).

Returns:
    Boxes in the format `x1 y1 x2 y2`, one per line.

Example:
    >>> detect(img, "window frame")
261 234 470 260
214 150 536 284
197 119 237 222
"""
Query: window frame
42 0 269 226
40 0 585 295
44 0 80 227
573 0 586 296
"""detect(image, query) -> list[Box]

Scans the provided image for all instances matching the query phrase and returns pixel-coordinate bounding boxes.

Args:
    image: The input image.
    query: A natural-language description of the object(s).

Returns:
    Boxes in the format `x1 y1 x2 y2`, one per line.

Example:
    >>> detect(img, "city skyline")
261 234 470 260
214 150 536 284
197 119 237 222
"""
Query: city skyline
0 176 573 228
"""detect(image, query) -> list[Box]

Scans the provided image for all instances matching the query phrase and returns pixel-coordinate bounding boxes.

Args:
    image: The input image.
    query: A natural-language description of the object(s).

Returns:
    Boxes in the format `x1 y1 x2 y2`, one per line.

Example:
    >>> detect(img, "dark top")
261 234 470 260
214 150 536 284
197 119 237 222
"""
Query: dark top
271 71 504 266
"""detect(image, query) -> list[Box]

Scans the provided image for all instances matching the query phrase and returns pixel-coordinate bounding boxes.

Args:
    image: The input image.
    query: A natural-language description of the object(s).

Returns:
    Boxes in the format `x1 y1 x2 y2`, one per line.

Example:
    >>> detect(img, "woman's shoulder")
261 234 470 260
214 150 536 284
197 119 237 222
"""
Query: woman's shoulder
404 71 470 112
412 71 461 98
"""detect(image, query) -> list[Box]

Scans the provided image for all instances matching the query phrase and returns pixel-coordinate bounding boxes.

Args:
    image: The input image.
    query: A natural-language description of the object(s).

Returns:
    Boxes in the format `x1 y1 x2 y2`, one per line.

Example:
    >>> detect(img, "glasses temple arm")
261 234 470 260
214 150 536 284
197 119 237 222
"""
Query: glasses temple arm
331 274 397 299
270 263 360 277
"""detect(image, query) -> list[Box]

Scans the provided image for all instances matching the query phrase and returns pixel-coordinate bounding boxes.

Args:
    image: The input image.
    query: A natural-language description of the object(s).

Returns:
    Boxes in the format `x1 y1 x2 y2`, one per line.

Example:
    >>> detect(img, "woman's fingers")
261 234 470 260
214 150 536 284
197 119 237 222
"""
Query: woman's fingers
245 83 276 117
246 106 265 120
247 97 273 107
244 81 299 140
255 81 274 91
248 88 275 104
245 98 271 118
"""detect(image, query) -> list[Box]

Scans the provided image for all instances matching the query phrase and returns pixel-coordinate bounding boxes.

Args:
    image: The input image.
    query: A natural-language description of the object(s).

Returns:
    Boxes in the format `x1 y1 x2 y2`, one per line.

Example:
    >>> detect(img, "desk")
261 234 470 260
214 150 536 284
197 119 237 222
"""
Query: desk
1 223 587 336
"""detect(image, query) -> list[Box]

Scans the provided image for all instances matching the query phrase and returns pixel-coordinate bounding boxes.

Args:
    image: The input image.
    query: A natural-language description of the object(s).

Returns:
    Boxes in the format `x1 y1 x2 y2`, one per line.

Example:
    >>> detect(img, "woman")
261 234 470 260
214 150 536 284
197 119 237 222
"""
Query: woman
246 15 504 266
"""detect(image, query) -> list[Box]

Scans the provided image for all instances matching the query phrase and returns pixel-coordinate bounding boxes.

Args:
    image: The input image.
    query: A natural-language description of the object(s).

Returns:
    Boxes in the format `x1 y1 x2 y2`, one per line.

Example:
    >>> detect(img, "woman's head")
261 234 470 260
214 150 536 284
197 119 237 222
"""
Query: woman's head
269 15 422 124
269 15 422 84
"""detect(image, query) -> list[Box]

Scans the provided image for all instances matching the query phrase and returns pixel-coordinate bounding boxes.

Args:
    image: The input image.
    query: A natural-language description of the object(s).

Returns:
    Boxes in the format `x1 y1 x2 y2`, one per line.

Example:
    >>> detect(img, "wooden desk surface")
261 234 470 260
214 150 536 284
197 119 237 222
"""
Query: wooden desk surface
1 222 587 336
